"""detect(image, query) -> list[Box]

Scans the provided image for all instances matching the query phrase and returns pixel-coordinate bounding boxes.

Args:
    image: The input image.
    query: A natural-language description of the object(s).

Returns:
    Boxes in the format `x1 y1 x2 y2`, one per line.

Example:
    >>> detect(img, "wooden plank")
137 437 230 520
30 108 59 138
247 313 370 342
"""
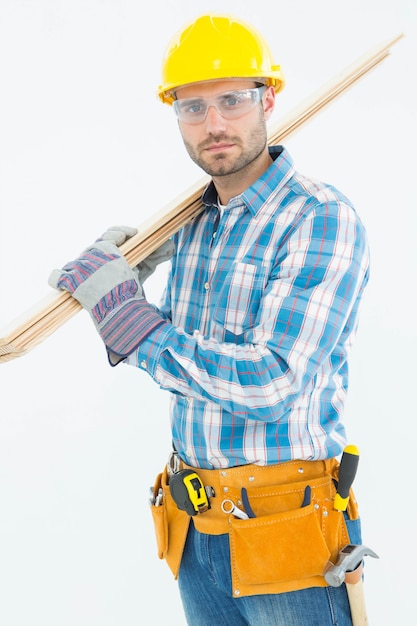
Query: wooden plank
0 34 404 363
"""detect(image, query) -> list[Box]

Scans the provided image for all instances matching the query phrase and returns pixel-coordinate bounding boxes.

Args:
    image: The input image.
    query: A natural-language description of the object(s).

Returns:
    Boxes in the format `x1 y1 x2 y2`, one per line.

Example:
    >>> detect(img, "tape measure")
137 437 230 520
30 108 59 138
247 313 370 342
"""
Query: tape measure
169 469 212 516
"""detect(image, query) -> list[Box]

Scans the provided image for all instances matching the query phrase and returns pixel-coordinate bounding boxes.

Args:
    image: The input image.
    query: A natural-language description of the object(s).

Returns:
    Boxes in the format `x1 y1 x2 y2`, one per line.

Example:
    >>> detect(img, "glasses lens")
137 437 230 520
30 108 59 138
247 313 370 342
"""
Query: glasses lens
173 86 266 124
173 98 207 123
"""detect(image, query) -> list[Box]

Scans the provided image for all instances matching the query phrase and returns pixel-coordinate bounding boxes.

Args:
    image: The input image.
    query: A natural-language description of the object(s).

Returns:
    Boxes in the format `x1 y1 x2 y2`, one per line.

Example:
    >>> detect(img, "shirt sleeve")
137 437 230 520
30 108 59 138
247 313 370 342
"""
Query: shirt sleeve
127 200 370 423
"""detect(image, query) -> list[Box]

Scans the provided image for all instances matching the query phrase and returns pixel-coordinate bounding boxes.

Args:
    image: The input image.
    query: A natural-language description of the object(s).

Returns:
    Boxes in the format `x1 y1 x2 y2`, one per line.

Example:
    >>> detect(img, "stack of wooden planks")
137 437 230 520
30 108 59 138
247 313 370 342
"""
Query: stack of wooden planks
0 34 403 363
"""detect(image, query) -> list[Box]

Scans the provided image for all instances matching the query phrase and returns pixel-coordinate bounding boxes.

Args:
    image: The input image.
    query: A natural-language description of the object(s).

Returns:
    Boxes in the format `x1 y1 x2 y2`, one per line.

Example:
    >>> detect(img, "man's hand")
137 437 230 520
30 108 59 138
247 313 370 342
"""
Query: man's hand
99 225 175 283
48 233 167 363
99 224 138 246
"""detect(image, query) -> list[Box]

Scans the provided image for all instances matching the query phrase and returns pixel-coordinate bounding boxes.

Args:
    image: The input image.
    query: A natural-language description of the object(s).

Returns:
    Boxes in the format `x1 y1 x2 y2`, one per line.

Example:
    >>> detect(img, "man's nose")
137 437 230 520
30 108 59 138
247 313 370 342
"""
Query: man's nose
204 105 228 133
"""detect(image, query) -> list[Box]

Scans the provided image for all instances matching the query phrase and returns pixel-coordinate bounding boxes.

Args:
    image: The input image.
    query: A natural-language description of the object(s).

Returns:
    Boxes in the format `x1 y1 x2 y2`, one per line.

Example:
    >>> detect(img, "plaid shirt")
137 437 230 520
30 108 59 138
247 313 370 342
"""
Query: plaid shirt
128 146 370 469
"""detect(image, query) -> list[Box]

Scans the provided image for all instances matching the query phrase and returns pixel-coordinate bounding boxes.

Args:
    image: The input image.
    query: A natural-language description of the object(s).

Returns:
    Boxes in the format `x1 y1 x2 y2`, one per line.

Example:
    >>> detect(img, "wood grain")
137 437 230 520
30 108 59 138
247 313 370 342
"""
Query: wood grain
0 34 403 363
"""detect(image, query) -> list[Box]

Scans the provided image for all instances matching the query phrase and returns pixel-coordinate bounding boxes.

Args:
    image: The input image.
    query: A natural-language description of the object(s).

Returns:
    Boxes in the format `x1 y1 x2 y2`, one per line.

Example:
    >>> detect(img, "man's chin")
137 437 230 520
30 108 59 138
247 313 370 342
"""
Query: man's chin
203 155 237 177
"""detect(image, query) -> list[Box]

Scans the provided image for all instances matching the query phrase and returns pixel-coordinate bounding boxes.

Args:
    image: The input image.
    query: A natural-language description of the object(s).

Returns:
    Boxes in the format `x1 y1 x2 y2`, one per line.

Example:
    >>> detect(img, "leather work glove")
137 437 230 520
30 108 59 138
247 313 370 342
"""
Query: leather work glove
99 224 138 246
99 225 175 283
48 236 168 364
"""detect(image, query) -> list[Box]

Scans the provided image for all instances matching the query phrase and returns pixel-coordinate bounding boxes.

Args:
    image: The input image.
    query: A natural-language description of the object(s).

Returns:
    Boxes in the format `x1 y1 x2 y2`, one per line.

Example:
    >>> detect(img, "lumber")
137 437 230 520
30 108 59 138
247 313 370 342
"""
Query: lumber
0 33 404 363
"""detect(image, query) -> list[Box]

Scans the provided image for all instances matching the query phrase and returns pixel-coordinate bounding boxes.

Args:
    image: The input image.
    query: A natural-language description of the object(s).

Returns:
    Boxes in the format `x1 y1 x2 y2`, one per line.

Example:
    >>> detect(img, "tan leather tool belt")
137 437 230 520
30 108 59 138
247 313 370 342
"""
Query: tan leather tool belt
149 457 359 596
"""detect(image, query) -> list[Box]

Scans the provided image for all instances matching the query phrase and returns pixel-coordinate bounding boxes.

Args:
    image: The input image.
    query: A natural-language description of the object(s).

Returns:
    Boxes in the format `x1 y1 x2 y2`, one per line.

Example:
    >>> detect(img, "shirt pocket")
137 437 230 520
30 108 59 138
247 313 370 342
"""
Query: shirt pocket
212 262 267 339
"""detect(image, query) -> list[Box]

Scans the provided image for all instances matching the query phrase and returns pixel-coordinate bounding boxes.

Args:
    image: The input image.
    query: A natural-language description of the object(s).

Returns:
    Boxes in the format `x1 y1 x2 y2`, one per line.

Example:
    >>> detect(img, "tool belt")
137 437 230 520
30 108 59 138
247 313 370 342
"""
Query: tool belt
149 455 360 596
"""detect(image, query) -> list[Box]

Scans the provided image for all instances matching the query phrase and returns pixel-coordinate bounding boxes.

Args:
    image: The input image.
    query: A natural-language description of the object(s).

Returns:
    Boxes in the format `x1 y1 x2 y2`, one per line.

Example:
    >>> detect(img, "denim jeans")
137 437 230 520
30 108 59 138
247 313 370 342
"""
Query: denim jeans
178 517 362 626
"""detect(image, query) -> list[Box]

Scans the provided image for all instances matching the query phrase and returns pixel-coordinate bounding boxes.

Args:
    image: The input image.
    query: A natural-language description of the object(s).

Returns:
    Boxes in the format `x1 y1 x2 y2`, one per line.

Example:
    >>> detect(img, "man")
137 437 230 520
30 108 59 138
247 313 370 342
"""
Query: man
49 14 370 626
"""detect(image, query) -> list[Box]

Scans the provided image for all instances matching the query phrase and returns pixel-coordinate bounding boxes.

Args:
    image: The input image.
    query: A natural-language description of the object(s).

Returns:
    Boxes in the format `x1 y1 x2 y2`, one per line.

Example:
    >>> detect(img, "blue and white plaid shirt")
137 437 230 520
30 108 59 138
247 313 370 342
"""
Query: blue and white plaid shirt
128 146 370 469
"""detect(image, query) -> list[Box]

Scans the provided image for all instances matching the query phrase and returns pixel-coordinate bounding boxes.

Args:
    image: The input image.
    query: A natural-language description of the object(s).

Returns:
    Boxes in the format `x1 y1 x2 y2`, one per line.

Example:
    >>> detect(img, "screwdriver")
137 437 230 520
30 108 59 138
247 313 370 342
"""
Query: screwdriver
334 444 360 512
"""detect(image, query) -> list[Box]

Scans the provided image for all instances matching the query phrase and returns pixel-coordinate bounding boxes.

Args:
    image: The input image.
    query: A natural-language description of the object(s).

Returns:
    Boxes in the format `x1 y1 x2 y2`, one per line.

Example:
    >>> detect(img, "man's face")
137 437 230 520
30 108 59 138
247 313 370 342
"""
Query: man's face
174 79 275 178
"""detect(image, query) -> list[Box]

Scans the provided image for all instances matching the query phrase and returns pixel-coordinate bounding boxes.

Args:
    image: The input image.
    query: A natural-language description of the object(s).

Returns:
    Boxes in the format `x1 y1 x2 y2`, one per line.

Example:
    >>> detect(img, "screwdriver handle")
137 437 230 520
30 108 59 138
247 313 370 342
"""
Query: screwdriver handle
334 444 360 511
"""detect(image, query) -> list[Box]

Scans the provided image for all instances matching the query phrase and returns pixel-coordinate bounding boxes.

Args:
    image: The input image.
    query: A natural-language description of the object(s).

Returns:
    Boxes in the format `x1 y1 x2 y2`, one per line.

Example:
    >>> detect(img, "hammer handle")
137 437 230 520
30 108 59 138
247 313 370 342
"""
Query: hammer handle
346 580 369 626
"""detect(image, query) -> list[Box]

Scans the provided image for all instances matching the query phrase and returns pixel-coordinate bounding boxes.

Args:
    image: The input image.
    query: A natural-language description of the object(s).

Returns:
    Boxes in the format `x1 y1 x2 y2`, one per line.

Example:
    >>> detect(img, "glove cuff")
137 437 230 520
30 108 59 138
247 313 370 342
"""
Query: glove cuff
97 298 166 358
92 279 139 323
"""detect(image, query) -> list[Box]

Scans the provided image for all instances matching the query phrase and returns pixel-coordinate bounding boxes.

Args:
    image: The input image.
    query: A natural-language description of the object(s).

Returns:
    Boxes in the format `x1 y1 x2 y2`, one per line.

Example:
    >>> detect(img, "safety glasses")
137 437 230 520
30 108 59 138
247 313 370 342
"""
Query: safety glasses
172 85 267 124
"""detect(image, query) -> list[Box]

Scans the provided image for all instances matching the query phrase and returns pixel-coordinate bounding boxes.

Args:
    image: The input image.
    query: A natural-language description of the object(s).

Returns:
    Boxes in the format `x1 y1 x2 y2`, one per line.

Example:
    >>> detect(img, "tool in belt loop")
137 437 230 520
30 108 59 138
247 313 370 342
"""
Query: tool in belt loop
167 451 215 516
167 449 182 476
221 499 249 520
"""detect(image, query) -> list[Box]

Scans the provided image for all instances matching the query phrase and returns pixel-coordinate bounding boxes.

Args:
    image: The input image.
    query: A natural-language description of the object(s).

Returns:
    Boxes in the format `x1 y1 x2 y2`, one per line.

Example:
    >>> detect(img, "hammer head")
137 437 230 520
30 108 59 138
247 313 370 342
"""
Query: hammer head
325 544 379 587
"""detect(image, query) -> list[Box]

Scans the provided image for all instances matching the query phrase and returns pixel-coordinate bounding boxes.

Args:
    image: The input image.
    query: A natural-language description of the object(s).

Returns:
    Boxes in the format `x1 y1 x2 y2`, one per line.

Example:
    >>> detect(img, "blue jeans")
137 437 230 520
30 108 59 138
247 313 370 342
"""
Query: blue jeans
178 517 361 626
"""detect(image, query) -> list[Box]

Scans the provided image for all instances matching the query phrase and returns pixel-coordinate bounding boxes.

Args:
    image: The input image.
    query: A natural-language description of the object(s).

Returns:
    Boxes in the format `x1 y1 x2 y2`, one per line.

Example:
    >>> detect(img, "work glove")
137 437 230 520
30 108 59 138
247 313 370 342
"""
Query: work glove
48 233 169 363
99 225 175 283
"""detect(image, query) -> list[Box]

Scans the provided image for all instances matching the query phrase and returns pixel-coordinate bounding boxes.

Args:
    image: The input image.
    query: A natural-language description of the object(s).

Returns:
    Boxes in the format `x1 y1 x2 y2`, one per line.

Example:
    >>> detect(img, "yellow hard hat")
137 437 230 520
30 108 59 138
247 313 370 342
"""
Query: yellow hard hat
157 14 285 105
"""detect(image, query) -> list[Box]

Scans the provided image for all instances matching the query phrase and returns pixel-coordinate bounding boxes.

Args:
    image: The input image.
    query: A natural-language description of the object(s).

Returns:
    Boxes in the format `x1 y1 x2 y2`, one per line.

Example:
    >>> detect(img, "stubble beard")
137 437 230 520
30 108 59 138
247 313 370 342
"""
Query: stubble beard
182 113 268 178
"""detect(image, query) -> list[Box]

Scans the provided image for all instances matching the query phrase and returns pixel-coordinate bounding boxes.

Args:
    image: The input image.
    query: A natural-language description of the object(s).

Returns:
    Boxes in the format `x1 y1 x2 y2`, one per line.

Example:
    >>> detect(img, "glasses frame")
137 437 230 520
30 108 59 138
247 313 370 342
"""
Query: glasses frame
172 85 267 124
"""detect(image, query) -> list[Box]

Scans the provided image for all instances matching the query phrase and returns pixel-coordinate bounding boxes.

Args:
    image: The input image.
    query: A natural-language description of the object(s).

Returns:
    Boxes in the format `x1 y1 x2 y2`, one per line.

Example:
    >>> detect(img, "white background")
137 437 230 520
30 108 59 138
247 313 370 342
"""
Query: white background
0 1 416 624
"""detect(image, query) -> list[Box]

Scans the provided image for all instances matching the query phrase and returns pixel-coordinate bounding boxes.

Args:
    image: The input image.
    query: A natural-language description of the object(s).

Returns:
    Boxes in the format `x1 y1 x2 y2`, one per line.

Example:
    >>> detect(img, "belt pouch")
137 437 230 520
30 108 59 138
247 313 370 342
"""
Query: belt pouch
149 466 190 579
228 473 351 596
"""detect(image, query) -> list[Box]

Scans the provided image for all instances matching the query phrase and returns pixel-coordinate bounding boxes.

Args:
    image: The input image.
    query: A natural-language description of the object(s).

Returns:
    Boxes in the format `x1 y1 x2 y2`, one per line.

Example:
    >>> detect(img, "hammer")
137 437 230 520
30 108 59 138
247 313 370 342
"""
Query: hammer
325 544 379 626
325 543 379 587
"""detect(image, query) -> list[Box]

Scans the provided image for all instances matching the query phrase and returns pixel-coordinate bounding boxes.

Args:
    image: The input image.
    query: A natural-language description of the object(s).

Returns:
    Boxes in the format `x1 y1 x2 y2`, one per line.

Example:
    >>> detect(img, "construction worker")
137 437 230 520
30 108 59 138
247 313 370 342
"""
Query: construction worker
49 14 370 626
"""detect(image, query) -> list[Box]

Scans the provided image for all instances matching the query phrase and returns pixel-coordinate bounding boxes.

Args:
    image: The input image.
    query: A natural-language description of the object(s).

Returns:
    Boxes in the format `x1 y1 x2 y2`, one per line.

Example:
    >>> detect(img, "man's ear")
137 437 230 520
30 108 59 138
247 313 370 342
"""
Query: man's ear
263 85 276 121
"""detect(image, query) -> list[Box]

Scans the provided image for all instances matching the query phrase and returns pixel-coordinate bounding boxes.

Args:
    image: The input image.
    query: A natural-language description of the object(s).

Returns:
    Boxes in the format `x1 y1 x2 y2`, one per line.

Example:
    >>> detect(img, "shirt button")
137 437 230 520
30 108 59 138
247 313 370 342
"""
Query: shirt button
204 282 210 290
140 360 147 369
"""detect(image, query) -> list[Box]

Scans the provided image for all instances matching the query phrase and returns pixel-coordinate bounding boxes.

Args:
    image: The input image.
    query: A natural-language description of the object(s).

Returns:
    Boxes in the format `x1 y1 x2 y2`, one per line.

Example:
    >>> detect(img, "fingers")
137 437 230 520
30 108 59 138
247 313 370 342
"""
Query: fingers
146 239 175 263
136 239 175 283
99 225 138 246
48 268 65 290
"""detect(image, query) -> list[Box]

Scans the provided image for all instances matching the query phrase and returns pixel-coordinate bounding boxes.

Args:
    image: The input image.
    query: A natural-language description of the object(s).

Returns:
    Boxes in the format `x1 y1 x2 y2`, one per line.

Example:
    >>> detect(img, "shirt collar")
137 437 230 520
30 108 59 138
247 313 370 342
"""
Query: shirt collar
201 146 295 216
